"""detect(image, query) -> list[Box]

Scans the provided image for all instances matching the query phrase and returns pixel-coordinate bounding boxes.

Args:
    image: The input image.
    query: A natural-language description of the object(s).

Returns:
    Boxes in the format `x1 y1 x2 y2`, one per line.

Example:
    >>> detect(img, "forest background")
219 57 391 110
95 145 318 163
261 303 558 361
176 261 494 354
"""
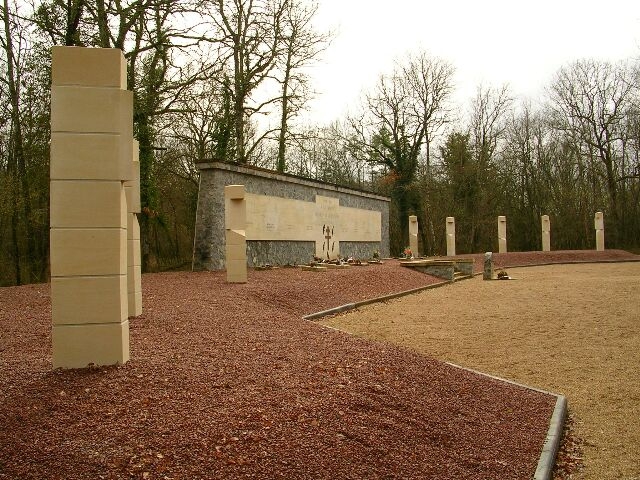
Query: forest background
1 0 639 286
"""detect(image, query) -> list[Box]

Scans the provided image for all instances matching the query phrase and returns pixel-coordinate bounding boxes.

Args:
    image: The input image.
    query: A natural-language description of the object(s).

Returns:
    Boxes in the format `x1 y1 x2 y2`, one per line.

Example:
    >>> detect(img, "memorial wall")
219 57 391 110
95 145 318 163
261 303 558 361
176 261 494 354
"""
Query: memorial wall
193 162 390 270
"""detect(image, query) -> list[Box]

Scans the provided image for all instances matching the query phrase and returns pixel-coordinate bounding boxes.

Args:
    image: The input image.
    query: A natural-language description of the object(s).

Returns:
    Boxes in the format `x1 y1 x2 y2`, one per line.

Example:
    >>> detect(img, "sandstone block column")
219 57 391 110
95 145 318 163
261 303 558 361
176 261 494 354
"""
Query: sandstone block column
595 211 605 251
498 216 507 253
446 217 456 256
541 215 551 252
50 46 133 368
225 185 247 283
409 215 419 257
125 140 142 317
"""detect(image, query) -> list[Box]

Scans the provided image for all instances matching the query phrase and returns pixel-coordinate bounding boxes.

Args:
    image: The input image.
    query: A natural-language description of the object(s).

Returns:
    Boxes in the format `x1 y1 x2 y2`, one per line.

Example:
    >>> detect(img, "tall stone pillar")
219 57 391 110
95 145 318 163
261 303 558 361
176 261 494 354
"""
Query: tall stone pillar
50 46 133 368
498 216 507 253
225 185 247 283
125 141 142 317
541 215 551 252
446 217 456 257
409 215 419 257
595 211 605 251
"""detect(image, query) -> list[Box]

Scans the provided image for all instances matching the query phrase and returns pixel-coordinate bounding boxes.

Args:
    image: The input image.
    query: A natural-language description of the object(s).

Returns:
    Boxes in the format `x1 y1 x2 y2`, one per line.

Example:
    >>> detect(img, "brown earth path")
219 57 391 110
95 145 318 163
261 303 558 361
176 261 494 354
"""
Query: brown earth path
322 261 640 480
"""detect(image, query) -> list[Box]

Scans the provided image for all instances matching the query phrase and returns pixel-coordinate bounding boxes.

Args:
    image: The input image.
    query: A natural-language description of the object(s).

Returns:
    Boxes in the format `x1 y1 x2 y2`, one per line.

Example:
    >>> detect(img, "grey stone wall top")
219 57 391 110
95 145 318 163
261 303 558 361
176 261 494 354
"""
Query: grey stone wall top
196 161 390 203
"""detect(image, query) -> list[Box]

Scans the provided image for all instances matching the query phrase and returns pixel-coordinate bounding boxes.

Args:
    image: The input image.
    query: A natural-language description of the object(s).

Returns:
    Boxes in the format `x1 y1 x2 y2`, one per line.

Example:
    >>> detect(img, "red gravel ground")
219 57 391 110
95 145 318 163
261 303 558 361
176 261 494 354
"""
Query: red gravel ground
1 250 636 479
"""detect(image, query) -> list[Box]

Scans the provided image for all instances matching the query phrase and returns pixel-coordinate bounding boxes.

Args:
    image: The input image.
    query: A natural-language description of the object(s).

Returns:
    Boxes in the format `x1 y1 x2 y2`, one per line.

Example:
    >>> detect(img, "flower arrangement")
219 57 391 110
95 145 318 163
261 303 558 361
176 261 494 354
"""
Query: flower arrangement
497 270 510 280
401 247 413 259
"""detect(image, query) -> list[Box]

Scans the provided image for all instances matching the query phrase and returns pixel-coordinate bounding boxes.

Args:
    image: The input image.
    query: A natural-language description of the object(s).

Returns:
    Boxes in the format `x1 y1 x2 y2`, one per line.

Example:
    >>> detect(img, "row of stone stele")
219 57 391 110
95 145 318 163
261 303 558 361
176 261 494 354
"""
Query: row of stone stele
409 212 606 258
50 46 141 369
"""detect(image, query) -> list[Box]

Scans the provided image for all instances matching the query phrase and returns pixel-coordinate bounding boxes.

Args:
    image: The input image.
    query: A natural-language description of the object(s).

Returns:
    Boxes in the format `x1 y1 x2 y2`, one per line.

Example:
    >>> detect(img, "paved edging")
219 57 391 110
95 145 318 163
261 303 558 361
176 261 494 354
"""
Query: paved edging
444 362 566 480
488 258 640 272
302 279 455 320
535 395 567 480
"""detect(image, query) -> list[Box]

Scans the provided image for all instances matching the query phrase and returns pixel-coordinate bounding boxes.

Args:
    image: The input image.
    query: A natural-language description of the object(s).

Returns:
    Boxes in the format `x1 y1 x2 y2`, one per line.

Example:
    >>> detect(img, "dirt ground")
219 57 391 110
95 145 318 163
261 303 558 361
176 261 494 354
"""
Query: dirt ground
0 262 554 480
322 262 640 480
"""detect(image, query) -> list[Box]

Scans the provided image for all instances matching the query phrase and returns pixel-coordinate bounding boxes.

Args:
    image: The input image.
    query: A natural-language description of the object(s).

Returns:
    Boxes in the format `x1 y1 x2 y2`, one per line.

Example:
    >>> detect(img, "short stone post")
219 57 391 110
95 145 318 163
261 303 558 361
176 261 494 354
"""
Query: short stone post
50 46 133 368
483 252 494 280
498 215 507 253
446 217 456 256
409 215 419 257
595 211 605 251
125 140 142 317
541 215 550 252
225 185 247 283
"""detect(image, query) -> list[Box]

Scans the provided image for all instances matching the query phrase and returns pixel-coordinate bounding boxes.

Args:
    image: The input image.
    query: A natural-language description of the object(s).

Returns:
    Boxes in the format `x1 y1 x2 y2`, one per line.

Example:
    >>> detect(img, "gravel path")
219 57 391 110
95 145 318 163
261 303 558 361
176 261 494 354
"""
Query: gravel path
322 254 640 479
1 250 636 479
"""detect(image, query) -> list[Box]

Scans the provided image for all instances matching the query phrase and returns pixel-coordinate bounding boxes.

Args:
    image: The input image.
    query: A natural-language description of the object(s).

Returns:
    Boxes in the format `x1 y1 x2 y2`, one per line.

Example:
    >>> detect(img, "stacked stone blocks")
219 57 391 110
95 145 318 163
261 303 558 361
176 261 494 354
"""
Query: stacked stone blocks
50 46 137 368
225 185 248 283
125 141 142 316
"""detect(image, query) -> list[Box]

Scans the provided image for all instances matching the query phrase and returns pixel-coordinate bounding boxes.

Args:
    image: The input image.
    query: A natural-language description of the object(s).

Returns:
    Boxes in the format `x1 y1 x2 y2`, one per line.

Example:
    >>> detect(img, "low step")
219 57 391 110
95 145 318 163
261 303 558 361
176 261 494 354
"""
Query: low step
453 271 469 281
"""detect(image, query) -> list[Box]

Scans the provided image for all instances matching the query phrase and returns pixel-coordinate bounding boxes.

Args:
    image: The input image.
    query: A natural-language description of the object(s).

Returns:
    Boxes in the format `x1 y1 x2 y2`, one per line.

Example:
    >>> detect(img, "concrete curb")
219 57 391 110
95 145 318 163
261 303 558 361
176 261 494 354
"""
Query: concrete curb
302 279 456 320
535 395 567 480
302 303 357 320
444 362 567 480
490 258 640 270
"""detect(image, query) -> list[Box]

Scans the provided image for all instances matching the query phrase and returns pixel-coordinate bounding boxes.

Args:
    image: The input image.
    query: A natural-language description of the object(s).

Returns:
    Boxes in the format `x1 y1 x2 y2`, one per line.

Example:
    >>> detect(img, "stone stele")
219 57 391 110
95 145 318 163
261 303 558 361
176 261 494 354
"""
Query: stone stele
541 215 551 252
50 46 135 368
595 211 605 251
483 252 494 280
498 215 507 253
446 216 456 257
409 215 419 257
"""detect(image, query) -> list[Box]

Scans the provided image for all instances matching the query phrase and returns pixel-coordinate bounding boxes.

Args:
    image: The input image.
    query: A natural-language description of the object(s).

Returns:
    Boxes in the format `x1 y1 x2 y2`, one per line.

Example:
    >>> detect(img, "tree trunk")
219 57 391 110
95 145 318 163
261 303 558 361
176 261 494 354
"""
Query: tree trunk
234 79 245 162
277 57 292 173
3 0 35 283
10 186 22 285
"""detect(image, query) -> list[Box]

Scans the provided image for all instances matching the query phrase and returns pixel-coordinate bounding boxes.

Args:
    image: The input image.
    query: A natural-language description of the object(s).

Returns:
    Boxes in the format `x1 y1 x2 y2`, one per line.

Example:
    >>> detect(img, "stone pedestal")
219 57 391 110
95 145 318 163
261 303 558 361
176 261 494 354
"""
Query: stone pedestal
541 215 550 252
483 252 494 280
225 185 247 283
595 211 605 251
409 215 419 257
50 46 133 368
498 216 507 253
446 217 456 256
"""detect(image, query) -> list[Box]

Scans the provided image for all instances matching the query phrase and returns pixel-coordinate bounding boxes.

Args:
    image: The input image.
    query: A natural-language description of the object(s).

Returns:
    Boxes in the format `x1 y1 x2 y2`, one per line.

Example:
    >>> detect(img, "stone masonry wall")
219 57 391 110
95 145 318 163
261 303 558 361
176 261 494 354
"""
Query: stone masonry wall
192 162 390 270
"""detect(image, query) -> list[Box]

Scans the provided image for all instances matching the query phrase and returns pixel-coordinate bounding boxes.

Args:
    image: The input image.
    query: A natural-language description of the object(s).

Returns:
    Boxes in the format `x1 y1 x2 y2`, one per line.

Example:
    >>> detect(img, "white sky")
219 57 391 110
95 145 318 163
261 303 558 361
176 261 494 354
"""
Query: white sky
302 0 640 124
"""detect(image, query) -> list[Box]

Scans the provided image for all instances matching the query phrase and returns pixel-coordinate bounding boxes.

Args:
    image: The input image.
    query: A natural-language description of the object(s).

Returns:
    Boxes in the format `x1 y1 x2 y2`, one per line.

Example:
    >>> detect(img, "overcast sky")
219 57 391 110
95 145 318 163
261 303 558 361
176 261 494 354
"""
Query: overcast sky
301 0 640 124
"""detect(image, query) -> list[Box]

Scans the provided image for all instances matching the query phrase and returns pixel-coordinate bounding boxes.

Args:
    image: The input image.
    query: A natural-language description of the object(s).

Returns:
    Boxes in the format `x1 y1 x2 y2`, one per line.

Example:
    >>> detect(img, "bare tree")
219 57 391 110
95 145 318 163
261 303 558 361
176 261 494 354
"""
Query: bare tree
549 59 638 243
209 0 289 163
465 84 513 251
1 0 38 284
348 51 454 254
30 0 86 45
470 84 512 166
275 0 329 172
